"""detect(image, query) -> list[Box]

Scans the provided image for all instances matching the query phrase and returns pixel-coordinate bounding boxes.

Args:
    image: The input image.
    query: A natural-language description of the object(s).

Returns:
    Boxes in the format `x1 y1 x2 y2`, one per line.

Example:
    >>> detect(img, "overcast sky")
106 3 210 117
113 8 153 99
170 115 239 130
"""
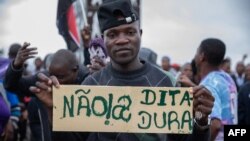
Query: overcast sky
0 0 250 70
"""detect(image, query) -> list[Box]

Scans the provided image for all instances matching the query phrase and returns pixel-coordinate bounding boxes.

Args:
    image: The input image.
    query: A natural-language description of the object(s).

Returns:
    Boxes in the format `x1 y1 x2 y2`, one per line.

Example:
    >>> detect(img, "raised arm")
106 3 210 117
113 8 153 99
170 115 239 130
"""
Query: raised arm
3 42 38 96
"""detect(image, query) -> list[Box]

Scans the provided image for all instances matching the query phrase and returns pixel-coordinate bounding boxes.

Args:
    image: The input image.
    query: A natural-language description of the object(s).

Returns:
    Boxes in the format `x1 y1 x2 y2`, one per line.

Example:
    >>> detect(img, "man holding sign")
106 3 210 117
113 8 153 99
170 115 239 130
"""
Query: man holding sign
30 0 214 141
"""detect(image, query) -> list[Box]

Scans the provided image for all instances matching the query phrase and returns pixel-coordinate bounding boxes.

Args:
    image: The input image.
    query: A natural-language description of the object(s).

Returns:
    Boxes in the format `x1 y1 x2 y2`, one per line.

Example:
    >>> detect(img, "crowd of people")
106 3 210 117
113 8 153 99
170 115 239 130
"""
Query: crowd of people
0 0 249 141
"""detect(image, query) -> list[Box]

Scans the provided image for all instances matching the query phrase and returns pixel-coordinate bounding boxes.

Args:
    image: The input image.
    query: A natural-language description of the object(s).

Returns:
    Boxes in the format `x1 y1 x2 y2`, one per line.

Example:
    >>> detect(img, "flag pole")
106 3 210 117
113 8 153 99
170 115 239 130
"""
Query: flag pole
78 0 88 26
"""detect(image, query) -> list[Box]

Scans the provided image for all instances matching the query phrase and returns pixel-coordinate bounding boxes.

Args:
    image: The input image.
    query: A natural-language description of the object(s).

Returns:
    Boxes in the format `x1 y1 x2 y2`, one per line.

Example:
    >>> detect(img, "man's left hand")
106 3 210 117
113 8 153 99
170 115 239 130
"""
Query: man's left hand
193 85 214 126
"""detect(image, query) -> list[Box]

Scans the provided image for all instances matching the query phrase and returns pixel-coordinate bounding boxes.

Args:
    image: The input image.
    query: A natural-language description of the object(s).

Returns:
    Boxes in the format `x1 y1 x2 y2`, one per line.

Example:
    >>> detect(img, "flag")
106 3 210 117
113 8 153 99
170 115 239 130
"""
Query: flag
56 0 82 51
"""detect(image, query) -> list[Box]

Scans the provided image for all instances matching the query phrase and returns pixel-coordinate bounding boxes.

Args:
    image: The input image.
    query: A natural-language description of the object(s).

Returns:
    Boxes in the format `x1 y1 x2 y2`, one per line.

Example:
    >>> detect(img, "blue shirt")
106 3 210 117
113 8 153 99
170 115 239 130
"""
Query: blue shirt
200 71 237 140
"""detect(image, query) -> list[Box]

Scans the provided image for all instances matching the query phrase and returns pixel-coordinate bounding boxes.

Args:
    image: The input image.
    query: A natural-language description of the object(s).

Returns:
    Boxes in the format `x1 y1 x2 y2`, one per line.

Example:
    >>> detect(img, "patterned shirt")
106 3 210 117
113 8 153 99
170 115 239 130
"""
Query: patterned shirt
200 70 237 141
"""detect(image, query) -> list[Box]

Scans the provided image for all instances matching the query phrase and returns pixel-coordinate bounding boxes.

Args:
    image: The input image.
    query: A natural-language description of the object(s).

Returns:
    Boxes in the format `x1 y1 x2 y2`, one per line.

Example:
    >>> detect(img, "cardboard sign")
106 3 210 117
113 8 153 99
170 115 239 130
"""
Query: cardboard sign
53 85 193 134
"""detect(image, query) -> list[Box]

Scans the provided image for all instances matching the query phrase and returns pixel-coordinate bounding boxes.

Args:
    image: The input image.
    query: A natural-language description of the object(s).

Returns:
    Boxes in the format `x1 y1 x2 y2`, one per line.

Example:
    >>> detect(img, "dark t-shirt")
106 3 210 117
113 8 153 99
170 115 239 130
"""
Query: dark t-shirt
81 61 209 141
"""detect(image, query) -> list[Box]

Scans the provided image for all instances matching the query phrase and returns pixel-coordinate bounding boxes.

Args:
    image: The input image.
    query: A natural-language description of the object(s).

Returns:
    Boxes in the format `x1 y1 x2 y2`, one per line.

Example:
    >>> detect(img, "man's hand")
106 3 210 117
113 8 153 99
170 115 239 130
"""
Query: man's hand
81 25 91 48
29 73 60 108
193 86 214 126
87 56 106 74
178 74 196 87
13 42 37 69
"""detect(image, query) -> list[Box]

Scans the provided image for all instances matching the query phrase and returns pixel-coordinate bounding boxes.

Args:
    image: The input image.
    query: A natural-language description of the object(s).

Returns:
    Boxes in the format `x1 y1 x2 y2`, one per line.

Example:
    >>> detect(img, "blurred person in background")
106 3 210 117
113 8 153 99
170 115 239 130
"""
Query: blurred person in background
238 63 250 125
176 62 194 87
161 56 177 76
4 42 92 141
43 53 54 71
139 47 176 86
220 57 231 74
32 57 44 75
231 61 245 90
0 57 21 141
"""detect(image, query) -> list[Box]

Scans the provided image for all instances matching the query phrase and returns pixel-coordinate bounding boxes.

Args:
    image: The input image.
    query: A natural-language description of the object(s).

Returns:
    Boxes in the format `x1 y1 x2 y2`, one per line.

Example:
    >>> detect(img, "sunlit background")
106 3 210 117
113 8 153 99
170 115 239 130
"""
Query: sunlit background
0 0 250 70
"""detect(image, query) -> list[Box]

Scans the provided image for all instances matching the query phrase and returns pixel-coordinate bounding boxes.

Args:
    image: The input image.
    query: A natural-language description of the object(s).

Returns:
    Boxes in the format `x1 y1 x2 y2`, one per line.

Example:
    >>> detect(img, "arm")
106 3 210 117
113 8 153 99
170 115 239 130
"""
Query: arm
3 42 37 97
210 118 221 141
177 74 196 87
4 61 37 97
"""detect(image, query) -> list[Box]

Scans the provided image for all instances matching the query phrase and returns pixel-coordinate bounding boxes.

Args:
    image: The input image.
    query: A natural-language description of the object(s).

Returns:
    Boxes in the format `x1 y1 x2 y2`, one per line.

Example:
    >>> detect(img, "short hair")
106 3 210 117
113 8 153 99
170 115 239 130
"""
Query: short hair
50 49 78 70
161 56 170 62
221 57 231 65
199 38 226 66
8 43 21 59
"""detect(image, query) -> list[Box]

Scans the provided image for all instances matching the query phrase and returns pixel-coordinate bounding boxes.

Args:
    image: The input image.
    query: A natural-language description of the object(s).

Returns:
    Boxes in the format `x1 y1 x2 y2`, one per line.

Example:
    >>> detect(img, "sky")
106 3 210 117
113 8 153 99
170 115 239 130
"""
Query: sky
0 0 250 70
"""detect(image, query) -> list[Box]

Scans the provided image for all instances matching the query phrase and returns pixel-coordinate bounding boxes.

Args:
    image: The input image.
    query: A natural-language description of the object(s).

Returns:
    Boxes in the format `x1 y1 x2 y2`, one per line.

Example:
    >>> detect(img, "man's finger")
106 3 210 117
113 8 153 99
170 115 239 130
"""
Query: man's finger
35 82 51 91
22 51 38 57
21 42 30 49
197 104 213 115
29 86 41 93
193 86 209 98
50 75 60 88
22 47 37 52
26 56 36 60
93 57 105 66
193 85 203 94
37 73 52 84
197 97 214 108
90 63 102 70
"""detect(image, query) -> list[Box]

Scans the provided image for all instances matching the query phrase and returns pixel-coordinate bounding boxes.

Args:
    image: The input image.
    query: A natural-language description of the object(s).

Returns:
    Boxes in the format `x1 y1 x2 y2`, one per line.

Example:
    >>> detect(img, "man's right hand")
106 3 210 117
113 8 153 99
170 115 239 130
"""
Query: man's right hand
81 25 91 48
87 56 106 74
29 73 60 108
13 42 37 69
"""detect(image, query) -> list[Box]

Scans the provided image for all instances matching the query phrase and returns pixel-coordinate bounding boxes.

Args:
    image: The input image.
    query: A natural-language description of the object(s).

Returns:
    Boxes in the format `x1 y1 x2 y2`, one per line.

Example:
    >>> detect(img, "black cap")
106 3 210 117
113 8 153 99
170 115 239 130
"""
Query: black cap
98 0 139 33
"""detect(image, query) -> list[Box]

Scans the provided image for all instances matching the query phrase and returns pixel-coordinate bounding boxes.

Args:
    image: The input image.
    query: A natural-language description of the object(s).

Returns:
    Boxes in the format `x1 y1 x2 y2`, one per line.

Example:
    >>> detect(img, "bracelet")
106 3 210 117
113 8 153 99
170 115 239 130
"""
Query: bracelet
193 118 210 130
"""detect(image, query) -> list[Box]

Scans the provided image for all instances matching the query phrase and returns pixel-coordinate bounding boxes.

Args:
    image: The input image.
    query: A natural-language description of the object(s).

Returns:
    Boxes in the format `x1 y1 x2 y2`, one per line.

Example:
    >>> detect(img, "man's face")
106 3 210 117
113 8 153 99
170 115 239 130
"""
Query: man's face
236 63 245 75
161 58 170 71
181 64 193 79
35 59 43 67
103 21 141 65
220 62 231 73
49 64 77 84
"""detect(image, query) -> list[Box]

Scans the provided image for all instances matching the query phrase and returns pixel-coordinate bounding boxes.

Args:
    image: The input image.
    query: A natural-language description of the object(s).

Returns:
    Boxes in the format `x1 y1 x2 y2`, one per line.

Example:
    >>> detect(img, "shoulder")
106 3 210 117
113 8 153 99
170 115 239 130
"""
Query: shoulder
201 71 225 85
146 64 173 87
82 66 110 85
200 72 225 95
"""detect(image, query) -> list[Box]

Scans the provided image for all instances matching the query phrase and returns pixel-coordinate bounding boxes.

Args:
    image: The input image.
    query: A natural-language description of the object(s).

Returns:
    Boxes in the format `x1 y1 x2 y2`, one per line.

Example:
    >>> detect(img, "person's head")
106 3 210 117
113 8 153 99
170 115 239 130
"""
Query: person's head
34 57 43 69
220 57 231 73
98 0 141 66
194 38 226 71
49 49 79 84
8 43 21 59
161 56 171 71
43 53 54 71
180 63 193 80
235 61 245 75
172 63 180 72
139 47 157 65
245 64 250 81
